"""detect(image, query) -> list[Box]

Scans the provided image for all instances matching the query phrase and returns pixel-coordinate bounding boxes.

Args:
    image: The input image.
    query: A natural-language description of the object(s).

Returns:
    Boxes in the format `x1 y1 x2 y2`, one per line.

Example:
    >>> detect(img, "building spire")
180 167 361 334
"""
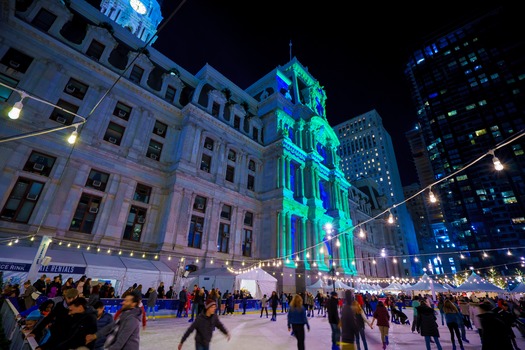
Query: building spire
289 40 292 61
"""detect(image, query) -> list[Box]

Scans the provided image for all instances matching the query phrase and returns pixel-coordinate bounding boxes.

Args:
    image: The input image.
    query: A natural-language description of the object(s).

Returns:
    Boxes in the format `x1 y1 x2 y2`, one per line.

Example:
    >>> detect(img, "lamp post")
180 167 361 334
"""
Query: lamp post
323 223 337 293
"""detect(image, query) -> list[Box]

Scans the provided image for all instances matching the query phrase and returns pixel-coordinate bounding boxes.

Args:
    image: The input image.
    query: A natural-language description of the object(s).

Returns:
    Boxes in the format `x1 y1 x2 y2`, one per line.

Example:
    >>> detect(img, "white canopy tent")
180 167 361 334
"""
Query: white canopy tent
454 272 504 293
333 280 353 290
83 253 126 295
306 279 328 294
234 268 278 299
188 267 277 299
383 281 405 292
404 273 449 292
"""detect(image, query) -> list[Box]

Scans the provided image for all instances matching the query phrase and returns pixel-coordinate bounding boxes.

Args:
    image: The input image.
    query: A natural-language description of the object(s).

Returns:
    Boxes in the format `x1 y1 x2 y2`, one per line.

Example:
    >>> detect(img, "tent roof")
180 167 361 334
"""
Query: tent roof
192 267 234 277
334 280 352 290
454 272 503 292
83 253 126 269
510 282 525 293
307 279 327 289
404 273 449 292
237 268 277 281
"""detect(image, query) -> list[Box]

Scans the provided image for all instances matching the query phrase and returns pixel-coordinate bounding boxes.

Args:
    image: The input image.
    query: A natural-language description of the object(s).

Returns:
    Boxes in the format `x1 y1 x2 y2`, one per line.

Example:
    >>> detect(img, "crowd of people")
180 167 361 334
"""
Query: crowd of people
3 274 525 350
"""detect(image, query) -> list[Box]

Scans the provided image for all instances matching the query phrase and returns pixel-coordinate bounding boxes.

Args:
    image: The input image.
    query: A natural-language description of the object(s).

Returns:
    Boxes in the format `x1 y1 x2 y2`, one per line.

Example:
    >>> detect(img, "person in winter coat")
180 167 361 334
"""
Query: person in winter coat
352 299 372 350
146 287 158 320
102 292 143 350
36 296 97 350
340 290 359 350
477 301 514 350
443 299 465 350
496 301 521 350
370 300 390 349
85 300 115 350
157 282 165 299
326 291 340 350
411 296 421 333
20 280 37 312
417 298 443 350
260 294 269 318
178 298 230 350
287 294 310 350
268 291 280 321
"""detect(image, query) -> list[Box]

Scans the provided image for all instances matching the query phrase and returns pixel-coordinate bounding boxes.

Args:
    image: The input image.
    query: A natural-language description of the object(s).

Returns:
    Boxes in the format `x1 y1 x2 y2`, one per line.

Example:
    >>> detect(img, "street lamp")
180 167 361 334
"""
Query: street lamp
323 223 337 292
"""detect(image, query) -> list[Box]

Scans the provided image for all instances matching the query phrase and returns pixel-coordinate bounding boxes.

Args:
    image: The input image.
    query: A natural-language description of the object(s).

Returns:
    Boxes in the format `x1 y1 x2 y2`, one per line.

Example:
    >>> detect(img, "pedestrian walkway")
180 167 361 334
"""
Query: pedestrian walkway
140 307 525 349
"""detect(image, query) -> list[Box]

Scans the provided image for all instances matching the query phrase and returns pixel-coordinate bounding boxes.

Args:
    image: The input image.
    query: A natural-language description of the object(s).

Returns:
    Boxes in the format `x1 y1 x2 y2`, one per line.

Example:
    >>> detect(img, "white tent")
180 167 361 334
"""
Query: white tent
404 273 449 292
333 280 353 290
189 267 277 299
234 268 277 299
307 279 328 294
454 272 504 293
383 281 405 292
84 253 126 295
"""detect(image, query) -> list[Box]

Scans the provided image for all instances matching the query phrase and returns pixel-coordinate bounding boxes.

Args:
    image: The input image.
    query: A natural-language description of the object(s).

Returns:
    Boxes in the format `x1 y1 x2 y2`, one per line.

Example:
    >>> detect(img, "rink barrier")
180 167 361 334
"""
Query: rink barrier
0 299 39 350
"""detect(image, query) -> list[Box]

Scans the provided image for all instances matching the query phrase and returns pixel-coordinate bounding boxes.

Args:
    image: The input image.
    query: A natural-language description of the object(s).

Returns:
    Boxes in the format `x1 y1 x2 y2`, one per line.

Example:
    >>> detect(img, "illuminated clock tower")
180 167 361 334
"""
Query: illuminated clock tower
100 0 163 44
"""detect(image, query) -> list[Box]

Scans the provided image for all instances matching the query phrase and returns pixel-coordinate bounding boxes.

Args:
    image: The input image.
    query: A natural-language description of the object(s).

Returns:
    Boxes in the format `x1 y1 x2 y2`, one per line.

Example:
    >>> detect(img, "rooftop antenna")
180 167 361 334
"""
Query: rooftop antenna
289 40 292 61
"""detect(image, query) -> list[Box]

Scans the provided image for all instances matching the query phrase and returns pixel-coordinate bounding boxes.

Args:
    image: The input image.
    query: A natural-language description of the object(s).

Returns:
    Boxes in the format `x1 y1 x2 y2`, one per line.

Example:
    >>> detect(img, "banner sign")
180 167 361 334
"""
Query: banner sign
0 262 31 272
38 265 86 274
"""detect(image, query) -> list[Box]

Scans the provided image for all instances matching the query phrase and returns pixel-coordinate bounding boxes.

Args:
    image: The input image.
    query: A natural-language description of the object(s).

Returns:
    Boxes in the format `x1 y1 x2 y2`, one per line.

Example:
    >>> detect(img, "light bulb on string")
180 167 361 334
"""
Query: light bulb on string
429 187 437 203
387 210 394 224
154 255 158 259
507 249 512 256
8 92 27 119
86 245 90 250
68 126 78 144
14 239 18 243
30 236 34 241
296 255 299 261
107 249 111 254
306 251 310 258
142 253 146 258
320 246 324 254
196 258 199 263
336 239 340 247
97 247 100 252
489 149 504 171
359 228 365 238
168 256 171 261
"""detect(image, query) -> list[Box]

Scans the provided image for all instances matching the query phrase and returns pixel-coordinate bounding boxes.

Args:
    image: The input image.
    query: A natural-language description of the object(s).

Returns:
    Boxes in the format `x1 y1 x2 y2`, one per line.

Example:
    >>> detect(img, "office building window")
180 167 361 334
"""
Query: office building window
0 178 44 223
69 193 101 233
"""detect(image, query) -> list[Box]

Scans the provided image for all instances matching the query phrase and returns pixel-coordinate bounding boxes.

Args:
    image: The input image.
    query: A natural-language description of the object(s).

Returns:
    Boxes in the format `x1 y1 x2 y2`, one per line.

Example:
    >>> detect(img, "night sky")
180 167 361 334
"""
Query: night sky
152 1 504 186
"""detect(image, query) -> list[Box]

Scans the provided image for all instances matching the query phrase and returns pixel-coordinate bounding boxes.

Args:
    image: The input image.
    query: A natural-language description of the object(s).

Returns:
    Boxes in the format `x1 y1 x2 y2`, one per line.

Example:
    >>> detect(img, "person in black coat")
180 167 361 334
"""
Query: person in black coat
477 302 513 350
326 291 340 350
417 298 443 350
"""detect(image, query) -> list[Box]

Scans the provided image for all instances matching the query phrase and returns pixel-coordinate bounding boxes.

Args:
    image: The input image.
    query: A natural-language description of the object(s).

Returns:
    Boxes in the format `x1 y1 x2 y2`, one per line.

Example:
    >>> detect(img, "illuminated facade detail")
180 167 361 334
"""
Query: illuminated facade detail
100 0 163 43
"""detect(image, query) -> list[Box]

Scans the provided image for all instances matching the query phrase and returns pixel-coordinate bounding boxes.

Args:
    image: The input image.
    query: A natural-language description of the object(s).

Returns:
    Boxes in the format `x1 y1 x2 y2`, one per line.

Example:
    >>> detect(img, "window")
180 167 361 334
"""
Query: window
64 78 89 100
225 165 235 182
129 65 144 83
188 215 204 248
69 194 101 233
134 183 151 203
227 150 236 162
248 160 256 171
103 122 125 145
200 154 211 173
1 48 34 74
211 102 220 117
0 178 44 223
0 73 18 102
252 127 259 141
86 169 110 191
217 223 230 253
242 229 252 257
220 204 232 220
23 151 56 177
247 175 255 191
193 196 206 212
243 118 249 133
146 139 162 161
49 99 78 125
31 8 57 32
113 101 131 121
123 206 147 242
244 211 253 226
204 137 214 151
233 115 240 130
165 85 176 103
153 120 167 138
85 40 105 61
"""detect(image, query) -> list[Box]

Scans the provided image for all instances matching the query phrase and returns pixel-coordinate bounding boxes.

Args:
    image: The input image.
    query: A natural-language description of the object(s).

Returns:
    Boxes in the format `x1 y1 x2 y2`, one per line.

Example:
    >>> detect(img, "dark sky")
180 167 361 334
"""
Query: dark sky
153 1 503 185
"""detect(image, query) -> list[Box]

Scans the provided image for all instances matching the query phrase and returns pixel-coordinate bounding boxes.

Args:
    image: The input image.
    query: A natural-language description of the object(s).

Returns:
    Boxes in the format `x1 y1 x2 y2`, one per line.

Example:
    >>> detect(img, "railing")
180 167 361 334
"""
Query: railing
0 299 39 350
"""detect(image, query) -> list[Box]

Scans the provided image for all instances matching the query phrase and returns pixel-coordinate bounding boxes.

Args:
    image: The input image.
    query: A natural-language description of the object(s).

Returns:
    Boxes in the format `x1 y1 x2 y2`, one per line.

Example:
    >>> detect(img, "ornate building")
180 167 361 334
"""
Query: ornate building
0 0 357 292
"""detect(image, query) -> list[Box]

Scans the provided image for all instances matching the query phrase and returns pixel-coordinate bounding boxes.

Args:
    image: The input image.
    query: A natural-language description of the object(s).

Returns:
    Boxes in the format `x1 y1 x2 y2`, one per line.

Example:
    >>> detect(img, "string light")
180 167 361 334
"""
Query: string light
429 187 437 203
7 92 27 120
489 149 504 171
67 126 78 144
359 228 366 238
387 210 394 224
